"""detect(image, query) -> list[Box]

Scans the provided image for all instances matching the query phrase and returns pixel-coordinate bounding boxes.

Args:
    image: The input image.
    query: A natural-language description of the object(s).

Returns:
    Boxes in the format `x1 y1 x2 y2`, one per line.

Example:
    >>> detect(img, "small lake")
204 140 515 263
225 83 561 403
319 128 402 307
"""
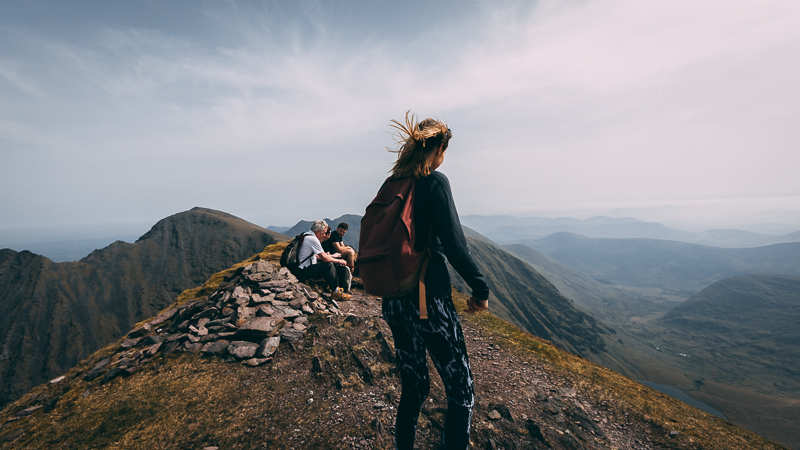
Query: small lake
638 380 728 420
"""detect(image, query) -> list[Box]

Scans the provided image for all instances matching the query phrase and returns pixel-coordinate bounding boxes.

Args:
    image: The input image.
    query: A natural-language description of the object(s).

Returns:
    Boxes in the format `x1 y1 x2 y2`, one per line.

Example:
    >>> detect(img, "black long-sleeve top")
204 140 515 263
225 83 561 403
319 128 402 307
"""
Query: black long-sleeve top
414 171 490 301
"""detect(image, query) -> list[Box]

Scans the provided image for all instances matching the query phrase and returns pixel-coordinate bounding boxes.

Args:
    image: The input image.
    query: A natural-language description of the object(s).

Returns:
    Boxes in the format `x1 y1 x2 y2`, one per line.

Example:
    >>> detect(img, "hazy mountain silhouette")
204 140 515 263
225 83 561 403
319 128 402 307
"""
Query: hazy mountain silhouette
501 243 677 324
462 214 800 248
0 207 286 409
521 232 800 296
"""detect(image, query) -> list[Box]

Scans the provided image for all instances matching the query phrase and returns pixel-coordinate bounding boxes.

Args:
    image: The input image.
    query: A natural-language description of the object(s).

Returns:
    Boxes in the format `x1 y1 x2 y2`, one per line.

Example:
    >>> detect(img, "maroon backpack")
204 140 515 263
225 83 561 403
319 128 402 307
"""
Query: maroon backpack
358 177 431 318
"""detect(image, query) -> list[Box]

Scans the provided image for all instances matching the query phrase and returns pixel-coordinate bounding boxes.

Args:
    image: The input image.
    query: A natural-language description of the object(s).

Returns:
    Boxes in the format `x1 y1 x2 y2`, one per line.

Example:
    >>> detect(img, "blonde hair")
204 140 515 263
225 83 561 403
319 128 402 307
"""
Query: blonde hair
387 111 452 179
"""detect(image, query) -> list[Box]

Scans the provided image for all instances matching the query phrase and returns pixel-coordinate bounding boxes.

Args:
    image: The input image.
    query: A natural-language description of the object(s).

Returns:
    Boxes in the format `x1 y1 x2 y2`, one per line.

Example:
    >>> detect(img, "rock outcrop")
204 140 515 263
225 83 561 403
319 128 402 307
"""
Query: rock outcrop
81 259 341 383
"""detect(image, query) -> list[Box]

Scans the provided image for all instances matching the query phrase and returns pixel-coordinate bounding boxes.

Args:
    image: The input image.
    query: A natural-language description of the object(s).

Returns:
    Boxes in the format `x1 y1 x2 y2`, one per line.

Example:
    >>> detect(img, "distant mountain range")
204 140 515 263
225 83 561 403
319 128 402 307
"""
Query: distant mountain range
0 208 286 409
520 232 800 296
462 214 800 248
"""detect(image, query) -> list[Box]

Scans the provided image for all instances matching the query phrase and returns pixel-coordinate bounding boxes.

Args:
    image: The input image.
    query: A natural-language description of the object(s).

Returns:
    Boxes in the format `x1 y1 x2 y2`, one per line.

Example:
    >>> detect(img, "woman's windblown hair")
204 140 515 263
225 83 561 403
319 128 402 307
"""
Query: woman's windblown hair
387 111 452 179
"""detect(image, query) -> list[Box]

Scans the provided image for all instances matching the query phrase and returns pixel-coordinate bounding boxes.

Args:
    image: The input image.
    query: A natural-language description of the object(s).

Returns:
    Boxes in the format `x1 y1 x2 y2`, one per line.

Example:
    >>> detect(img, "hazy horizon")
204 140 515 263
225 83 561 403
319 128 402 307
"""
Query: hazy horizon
2 1 799 235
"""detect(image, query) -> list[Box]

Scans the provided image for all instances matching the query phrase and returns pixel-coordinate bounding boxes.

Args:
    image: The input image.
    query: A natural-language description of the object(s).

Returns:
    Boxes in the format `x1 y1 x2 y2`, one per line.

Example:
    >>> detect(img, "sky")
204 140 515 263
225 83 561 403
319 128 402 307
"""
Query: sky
2 0 800 243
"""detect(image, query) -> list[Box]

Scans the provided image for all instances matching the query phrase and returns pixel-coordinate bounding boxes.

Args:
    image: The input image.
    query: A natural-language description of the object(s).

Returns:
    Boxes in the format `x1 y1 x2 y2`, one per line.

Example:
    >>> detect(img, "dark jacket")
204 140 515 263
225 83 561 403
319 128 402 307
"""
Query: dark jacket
414 171 490 301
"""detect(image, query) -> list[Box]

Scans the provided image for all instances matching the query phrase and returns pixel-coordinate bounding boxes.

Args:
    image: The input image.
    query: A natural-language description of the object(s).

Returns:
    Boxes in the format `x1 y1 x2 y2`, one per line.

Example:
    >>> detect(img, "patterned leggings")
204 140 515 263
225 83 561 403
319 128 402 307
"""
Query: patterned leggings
382 292 474 450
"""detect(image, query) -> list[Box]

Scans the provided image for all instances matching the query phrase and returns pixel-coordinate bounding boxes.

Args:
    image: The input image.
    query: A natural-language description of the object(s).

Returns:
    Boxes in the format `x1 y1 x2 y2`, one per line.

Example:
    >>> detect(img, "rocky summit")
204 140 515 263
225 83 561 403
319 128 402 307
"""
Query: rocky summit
89 259 340 384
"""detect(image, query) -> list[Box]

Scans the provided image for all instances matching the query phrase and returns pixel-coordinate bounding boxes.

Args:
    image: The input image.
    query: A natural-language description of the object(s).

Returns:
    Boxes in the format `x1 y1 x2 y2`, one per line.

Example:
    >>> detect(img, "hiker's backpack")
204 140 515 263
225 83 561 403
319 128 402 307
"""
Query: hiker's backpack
280 233 313 272
359 177 431 317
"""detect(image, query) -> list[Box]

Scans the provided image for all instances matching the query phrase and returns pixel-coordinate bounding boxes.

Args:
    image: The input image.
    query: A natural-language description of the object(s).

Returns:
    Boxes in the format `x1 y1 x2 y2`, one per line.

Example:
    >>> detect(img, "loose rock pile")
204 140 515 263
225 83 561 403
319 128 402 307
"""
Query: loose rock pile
84 259 341 384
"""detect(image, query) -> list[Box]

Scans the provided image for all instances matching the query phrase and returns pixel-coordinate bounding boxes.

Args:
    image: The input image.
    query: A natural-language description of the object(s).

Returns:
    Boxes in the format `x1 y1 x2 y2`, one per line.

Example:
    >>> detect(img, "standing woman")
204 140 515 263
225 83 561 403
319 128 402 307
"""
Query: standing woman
382 112 491 449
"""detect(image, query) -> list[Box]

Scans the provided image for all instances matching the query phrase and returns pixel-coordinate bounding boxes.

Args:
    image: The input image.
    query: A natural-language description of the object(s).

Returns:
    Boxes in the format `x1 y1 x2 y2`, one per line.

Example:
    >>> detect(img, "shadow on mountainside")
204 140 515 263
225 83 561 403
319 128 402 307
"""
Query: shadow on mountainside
0 243 785 450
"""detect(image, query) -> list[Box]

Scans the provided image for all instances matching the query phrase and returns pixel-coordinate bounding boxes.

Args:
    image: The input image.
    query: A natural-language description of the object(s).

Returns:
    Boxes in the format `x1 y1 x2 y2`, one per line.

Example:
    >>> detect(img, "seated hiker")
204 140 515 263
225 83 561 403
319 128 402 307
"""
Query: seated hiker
322 222 356 270
296 220 351 298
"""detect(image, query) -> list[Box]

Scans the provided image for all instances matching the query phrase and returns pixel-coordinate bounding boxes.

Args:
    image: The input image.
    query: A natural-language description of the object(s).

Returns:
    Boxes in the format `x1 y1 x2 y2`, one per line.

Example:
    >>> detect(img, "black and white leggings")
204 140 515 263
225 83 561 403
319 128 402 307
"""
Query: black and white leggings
382 292 474 450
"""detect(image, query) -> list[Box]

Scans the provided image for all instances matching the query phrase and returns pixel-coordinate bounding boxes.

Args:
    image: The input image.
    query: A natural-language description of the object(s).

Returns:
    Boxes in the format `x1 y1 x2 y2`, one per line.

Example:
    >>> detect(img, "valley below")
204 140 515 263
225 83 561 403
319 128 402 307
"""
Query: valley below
496 231 800 449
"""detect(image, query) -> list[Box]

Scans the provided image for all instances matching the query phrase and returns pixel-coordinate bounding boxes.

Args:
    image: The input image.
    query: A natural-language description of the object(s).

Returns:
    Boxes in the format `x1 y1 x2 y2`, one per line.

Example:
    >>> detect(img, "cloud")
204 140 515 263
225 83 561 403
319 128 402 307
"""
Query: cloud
1 0 799 230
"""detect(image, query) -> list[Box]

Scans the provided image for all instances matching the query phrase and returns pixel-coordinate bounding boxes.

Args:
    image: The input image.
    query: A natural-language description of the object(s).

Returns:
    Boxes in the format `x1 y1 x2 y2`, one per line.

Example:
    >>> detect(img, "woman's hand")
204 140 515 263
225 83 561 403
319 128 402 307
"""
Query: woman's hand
464 297 489 314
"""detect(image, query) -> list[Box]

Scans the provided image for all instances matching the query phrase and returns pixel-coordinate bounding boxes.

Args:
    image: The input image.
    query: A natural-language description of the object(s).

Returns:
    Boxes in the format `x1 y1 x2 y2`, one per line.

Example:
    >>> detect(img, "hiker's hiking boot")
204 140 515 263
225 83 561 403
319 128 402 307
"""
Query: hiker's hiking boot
332 287 351 301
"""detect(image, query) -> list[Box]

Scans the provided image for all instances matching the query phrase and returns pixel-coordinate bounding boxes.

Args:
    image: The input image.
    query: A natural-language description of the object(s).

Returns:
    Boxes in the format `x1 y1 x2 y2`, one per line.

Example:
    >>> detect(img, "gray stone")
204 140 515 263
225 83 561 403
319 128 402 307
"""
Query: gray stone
191 307 218 320
244 357 270 366
121 337 143 349
128 323 151 338
278 267 298 281
302 304 315 314
197 318 210 328
258 336 281 358
253 260 274 273
145 342 162 356
234 306 257 327
207 316 232 325
246 272 270 282
187 334 201 343
275 291 294 300
17 405 43 416
237 317 281 338
257 304 274 316
312 300 327 310
292 323 307 332
294 315 308 324
488 410 502 420
289 297 307 310
261 280 289 289
228 341 259 359
202 340 230 355
49 376 65 384
118 357 135 368
273 305 300 319
149 307 179 327
91 358 111 372
183 342 203 353
280 328 305 341
231 286 250 305
166 333 185 342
